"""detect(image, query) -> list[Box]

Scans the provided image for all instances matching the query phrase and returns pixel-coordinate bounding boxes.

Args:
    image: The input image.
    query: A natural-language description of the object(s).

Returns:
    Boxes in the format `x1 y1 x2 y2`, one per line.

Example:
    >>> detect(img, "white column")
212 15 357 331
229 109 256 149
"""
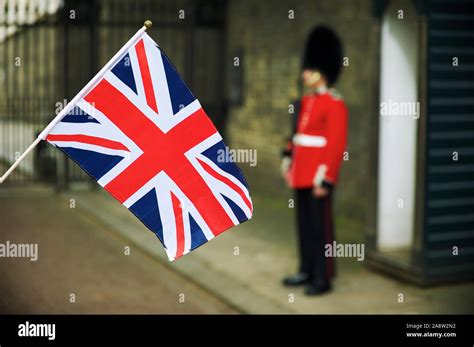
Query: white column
376 0 420 250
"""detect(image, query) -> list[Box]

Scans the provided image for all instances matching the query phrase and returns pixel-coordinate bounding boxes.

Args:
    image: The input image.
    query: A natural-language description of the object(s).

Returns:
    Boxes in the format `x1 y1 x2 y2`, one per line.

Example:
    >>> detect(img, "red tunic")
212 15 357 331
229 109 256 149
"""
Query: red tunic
288 90 348 189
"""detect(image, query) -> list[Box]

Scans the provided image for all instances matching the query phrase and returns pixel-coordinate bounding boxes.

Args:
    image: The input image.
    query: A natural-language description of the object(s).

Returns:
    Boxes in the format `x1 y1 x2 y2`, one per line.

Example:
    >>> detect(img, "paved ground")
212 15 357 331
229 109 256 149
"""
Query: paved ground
0 187 236 314
68 188 474 314
1 185 474 314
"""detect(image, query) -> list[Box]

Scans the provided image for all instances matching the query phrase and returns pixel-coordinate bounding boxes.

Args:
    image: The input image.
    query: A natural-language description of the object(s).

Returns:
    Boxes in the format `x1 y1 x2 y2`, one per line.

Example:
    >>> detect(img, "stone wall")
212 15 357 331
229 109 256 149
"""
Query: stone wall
225 0 375 225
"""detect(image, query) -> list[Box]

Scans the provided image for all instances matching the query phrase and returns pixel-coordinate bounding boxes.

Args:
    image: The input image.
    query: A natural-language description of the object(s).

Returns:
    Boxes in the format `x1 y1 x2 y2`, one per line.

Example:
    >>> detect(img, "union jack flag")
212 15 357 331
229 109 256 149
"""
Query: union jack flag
46 32 253 260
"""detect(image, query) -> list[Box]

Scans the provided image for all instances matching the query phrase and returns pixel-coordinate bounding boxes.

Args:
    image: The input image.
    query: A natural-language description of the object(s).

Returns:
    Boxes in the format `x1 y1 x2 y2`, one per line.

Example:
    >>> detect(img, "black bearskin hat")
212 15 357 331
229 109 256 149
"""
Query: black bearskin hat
302 26 343 85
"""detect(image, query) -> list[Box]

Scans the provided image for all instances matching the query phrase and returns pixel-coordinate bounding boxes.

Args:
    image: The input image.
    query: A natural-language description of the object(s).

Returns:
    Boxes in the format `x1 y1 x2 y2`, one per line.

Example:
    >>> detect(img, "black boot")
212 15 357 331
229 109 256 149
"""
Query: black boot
305 280 331 295
282 273 311 286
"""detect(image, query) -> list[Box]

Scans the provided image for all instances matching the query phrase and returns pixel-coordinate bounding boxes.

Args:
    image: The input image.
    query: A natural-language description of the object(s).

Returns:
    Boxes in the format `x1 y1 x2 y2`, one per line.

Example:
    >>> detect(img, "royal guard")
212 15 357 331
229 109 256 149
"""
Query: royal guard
281 26 348 295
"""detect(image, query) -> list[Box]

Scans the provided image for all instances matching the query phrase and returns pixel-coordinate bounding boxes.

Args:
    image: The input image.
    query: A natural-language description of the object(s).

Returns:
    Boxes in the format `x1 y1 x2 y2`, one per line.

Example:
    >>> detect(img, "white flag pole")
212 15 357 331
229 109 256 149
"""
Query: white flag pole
0 20 153 184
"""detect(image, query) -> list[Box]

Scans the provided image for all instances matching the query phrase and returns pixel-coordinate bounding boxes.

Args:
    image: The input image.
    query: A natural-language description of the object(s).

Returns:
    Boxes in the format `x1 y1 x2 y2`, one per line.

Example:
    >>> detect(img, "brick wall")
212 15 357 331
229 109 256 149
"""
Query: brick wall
225 0 375 225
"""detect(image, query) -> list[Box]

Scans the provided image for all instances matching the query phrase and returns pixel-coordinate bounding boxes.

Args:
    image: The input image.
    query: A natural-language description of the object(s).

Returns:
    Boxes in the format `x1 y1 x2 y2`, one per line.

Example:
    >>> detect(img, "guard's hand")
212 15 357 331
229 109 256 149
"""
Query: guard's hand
312 185 329 198
282 172 291 188
280 157 292 187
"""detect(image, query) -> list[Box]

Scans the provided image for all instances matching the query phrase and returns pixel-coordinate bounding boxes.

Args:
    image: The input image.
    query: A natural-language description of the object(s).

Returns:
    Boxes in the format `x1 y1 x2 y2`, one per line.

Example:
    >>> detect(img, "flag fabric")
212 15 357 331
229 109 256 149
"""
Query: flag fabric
46 32 253 260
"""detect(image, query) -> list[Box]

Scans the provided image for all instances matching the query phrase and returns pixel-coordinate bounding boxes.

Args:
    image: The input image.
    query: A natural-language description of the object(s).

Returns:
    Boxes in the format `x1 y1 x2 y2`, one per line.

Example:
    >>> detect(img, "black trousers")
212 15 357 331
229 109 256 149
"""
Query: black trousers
295 188 335 282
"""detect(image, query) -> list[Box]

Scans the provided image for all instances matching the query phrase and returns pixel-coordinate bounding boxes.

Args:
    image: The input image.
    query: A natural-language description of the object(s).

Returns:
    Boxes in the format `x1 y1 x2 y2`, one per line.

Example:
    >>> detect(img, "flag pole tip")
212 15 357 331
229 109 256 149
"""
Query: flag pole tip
144 20 152 29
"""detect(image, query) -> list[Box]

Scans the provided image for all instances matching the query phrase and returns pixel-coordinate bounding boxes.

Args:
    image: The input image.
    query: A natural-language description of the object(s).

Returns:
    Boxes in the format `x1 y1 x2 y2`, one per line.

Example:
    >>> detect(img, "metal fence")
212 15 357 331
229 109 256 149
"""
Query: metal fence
0 0 227 188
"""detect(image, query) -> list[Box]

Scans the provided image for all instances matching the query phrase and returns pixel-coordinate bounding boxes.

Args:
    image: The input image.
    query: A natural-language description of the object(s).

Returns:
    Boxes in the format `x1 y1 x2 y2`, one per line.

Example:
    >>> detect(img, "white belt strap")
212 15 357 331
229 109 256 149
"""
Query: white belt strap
293 134 327 147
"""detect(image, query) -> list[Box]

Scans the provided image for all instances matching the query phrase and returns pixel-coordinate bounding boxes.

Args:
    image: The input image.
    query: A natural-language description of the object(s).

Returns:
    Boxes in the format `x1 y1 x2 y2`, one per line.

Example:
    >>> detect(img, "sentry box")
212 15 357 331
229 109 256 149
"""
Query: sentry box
366 0 474 285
